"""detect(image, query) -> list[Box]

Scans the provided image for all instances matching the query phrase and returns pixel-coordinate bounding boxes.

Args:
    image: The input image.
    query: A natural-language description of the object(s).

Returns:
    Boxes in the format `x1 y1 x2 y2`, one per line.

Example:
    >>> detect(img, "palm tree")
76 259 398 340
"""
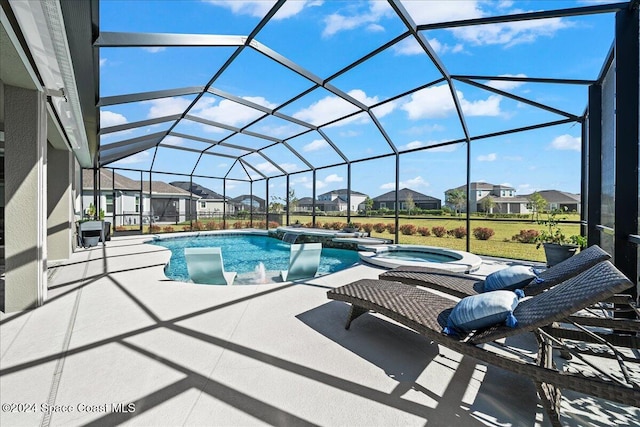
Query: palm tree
446 189 466 216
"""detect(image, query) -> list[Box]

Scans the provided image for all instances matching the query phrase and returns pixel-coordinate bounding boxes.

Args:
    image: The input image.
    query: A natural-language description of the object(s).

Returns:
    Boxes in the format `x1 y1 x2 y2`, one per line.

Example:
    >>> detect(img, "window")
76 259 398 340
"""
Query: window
380 202 386 209
135 196 140 213
200 201 206 209
105 194 114 214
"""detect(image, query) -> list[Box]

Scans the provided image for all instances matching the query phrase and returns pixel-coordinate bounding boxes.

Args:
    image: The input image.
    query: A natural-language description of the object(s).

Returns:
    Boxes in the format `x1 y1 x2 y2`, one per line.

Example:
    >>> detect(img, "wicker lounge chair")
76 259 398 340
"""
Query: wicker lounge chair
379 244 611 298
327 261 639 427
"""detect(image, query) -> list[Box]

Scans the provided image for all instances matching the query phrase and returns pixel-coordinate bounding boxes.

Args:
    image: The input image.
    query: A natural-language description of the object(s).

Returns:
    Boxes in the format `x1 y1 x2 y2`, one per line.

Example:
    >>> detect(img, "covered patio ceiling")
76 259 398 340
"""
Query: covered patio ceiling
92 1 627 183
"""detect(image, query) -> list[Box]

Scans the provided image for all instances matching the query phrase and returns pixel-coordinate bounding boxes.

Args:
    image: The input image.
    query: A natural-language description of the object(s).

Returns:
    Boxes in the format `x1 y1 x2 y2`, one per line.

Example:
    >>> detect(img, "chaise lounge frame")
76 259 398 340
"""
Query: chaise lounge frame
379 244 611 298
379 244 640 348
327 261 639 427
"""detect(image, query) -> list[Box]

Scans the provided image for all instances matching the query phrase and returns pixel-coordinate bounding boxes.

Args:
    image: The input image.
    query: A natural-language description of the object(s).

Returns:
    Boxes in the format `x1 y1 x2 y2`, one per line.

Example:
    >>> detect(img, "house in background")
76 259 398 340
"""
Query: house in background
445 182 516 213
444 182 581 214
82 170 197 226
317 189 368 212
231 195 266 212
521 190 581 214
170 181 234 217
295 197 315 212
372 188 441 211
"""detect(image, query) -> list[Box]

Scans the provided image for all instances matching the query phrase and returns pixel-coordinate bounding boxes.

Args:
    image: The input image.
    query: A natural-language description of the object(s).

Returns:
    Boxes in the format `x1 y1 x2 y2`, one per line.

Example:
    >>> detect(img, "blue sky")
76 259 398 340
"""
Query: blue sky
98 0 616 203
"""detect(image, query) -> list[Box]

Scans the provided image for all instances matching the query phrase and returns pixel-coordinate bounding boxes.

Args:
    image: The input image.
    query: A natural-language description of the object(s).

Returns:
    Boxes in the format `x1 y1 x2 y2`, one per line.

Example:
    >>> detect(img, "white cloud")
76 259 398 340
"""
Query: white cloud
293 89 394 126
145 97 192 119
477 153 497 162
549 134 580 151
218 163 228 168
115 151 150 164
401 1 571 48
452 15 572 48
292 95 357 126
99 58 107 67
403 124 445 135
402 85 502 119
325 173 343 183
380 175 429 190
191 96 276 127
161 135 186 147
100 110 128 127
204 1 322 20
322 1 393 37
303 139 329 152
486 74 527 91
256 161 298 174
392 37 464 56
142 47 166 53
405 141 424 150
401 1 483 24
401 139 449 151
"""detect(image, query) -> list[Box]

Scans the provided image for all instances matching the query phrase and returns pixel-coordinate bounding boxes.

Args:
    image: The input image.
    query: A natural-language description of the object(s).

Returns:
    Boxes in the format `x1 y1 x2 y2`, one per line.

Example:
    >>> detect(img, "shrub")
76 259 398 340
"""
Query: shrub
182 225 192 232
162 226 174 233
451 226 467 238
232 221 244 229
323 222 332 229
148 225 162 233
373 223 387 233
362 223 374 233
399 224 417 235
332 222 347 230
254 220 266 229
205 221 219 231
386 223 396 234
511 229 540 244
315 221 323 229
417 226 431 236
473 227 495 240
191 221 205 231
115 226 127 232
268 221 280 228
352 222 362 230
432 226 447 237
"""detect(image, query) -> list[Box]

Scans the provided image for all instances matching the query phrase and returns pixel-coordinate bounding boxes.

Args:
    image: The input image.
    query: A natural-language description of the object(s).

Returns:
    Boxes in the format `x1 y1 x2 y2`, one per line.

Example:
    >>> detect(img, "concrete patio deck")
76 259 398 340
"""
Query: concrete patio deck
1 234 638 426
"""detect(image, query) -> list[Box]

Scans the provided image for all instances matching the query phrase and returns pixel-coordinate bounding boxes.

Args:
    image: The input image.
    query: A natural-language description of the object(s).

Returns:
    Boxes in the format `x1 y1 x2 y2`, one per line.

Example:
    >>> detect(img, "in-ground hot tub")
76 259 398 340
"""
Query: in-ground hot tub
358 244 482 273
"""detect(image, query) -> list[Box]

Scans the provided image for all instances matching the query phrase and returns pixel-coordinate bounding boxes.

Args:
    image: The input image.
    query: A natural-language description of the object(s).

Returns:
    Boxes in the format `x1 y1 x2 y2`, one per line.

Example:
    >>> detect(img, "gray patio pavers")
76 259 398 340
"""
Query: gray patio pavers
1 235 637 426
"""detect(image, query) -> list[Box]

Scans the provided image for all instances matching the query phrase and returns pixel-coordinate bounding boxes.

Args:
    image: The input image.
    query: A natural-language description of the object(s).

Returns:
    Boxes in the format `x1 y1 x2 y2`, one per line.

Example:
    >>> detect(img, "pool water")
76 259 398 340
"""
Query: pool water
376 250 457 263
150 234 360 283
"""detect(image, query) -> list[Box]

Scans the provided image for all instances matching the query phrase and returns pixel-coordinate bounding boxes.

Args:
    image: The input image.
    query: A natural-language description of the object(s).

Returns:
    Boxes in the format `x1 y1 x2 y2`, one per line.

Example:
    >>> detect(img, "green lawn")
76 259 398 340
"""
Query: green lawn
290 214 581 263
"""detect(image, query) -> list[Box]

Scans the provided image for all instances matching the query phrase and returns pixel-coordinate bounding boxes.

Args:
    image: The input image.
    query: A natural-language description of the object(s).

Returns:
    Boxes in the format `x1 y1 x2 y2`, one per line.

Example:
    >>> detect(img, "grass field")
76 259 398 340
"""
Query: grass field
291 214 581 263
118 213 581 263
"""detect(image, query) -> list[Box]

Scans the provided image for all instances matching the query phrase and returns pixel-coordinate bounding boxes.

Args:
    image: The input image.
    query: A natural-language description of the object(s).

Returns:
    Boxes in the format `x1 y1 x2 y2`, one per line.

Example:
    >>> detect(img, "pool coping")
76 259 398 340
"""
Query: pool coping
357 244 483 273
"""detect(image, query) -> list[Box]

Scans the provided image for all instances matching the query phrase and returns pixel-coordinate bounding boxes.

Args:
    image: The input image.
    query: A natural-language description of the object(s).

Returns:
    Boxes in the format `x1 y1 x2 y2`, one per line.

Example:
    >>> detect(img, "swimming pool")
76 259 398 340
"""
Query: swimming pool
150 233 360 283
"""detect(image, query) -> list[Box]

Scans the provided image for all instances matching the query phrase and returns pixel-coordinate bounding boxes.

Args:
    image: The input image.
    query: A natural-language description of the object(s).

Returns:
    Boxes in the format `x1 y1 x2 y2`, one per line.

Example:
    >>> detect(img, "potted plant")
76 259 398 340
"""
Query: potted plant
535 208 586 267
342 221 360 233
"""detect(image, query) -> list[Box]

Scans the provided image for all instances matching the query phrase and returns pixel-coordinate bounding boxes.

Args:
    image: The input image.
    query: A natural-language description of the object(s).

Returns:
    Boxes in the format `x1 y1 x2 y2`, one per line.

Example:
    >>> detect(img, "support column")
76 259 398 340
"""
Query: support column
47 147 73 261
4 85 48 311
587 84 602 246
614 7 639 300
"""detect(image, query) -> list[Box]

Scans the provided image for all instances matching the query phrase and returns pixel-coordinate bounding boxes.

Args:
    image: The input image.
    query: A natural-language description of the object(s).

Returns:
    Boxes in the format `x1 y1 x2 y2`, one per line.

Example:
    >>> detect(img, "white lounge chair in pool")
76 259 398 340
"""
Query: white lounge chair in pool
280 243 322 281
184 247 237 286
